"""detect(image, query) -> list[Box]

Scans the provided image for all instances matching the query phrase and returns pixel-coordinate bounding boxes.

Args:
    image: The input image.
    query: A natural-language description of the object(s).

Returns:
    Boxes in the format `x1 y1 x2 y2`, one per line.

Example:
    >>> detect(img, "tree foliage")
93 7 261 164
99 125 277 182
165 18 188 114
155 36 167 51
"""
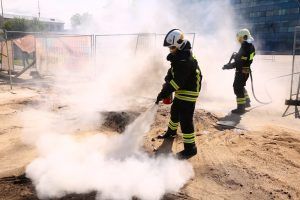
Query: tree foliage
70 13 92 29
3 18 45 32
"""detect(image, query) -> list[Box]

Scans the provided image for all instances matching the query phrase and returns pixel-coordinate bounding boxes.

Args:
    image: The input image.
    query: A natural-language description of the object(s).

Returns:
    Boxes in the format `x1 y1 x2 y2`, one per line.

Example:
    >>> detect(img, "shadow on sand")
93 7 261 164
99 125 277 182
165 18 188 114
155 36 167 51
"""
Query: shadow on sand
155 138 175 155
215 112 242 130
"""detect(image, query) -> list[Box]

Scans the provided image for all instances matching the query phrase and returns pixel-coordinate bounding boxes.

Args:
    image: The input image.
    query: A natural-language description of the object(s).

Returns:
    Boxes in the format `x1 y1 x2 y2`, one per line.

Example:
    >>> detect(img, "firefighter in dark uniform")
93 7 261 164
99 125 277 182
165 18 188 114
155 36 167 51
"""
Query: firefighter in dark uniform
223 29 255 114
155 29 202 159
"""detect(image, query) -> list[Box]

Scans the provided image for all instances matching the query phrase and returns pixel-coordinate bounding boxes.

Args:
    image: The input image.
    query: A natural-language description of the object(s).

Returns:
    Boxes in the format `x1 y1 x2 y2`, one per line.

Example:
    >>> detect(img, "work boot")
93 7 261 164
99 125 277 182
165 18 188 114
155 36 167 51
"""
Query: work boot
245 99 251 108
157 130 177 139
176 143 197 160
231 104 246 114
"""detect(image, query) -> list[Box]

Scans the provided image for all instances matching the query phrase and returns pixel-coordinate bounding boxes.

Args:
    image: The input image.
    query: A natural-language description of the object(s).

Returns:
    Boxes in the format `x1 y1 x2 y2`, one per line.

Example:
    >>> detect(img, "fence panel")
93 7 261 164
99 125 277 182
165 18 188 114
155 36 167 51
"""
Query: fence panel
35 35 93 76
1 40 14 71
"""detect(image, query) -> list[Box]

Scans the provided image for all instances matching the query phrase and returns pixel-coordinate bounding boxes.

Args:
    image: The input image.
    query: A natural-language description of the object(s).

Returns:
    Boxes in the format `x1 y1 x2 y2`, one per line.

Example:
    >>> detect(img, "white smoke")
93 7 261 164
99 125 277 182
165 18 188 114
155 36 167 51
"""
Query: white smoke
23 105 194 200
15 0 252 199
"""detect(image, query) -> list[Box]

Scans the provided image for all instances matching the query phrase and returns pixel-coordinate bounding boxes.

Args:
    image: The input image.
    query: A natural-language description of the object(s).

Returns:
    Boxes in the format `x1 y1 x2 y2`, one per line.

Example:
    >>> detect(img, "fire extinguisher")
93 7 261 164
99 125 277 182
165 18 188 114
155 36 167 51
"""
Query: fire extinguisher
163 93 173 104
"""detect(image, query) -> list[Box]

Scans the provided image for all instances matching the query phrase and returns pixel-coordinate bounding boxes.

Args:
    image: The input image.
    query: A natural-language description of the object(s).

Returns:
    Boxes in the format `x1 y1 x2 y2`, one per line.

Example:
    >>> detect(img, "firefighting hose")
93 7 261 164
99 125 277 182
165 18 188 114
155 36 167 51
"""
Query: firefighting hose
223 52 272 104
222 52 272 105
223 53 300 105
249 70 272 105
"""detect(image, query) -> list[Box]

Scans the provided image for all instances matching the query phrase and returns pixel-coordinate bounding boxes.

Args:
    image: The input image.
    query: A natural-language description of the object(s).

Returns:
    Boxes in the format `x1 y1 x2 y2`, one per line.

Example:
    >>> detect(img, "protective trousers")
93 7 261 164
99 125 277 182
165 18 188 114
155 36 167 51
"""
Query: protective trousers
233 72 250 105
167 98 196 147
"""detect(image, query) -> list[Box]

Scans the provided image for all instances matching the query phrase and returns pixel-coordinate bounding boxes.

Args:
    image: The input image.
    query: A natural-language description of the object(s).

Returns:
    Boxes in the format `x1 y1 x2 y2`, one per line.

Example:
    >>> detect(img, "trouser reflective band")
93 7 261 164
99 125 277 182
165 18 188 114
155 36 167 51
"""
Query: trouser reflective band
244 90 250 100
245 94 249 99
183 133 195 144
168 120 179 130
237 97 246 105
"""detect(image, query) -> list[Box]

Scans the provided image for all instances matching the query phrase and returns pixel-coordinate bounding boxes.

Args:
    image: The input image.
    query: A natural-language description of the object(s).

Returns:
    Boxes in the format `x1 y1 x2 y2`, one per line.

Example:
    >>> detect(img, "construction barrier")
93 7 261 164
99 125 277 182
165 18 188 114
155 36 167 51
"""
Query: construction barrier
0 32 195 77
95 33 195 56
35 35 93 75
283 26 300 118
1 40 14 71
13 35 35 54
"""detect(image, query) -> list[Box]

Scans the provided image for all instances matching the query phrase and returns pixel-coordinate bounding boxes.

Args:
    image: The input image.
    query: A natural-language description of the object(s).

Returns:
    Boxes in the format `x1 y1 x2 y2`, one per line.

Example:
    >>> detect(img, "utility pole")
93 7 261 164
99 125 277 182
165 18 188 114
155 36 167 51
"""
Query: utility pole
295 0 300 25
0 0 12 90
38 0 41 19
1 0 4 28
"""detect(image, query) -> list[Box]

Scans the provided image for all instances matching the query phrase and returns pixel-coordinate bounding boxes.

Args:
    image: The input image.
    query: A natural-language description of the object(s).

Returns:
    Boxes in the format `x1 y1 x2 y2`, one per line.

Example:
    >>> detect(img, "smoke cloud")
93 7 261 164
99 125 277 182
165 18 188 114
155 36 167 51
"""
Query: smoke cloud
24 105 194 200
14 0 294 199
15 0 239 199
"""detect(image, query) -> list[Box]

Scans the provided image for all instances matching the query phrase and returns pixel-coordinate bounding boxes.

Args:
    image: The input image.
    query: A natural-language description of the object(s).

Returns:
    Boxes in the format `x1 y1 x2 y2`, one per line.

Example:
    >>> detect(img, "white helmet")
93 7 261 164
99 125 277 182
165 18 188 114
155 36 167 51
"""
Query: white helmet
163 29 187 50
236 28 254 43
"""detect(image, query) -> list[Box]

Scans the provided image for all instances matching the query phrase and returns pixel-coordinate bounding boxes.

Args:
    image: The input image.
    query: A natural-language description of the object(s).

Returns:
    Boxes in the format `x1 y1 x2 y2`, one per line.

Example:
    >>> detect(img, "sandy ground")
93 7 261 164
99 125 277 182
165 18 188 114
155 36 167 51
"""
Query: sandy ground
0 55 300 200
0 83 299 200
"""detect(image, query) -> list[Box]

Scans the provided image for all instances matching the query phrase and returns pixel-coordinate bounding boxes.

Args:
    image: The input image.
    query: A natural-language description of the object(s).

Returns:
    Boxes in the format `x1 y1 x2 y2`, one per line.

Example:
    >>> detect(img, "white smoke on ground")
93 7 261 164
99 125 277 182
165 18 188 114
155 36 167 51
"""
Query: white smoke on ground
23 105 194 200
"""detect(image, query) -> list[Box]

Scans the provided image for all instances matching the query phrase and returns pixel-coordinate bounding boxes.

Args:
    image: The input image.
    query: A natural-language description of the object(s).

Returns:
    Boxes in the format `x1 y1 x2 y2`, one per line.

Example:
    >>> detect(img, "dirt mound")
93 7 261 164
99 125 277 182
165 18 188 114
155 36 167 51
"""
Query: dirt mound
101 111 140 132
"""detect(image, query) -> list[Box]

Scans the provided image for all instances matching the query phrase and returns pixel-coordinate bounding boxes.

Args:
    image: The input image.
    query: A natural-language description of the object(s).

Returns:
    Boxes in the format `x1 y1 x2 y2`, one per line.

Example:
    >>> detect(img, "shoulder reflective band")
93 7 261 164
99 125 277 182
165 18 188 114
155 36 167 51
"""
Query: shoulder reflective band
196 69 201 92
250 52 255 61
193 54 197 61
241 56 248 60
170 80 180 90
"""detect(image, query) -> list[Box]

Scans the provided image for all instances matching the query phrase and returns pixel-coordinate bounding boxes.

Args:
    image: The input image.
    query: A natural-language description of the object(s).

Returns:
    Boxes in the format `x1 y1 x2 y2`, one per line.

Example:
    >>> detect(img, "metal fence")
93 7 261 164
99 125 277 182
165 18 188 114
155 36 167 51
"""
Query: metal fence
35 34 93 75
0 32 94 77
94 32 195 56
283 26 300 118
0 32 196 78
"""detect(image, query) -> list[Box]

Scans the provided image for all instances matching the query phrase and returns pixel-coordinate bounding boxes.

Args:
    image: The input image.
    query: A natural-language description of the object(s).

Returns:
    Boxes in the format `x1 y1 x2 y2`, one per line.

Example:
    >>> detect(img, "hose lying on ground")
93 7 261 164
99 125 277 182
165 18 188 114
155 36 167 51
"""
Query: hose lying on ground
250 71 300 105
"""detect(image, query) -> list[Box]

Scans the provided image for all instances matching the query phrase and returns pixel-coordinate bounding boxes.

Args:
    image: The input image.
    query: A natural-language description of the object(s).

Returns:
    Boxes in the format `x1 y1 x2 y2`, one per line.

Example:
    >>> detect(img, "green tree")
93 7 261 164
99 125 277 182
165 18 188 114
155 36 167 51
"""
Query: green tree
70 13 92 29
3 17 45 32
3 18 26 31
29 18 45 32
70 13 81 29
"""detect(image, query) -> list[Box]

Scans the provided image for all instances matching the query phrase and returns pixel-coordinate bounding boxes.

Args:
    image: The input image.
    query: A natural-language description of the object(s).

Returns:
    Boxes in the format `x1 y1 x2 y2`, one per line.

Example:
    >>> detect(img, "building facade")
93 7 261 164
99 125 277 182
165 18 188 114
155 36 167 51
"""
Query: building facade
230 0 300 53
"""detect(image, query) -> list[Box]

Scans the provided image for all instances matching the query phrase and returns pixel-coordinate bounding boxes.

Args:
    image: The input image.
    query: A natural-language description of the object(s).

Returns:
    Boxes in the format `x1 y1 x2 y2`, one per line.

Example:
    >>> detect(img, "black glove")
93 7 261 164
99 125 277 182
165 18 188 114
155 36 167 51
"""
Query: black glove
232 52 237 60
222 63 234 70
155 92 164 104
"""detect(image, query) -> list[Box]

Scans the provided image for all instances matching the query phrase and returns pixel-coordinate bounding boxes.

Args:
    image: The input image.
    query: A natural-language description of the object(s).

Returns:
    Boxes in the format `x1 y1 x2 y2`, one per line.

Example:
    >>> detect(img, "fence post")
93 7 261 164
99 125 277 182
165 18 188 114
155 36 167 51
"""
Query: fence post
4 30 12 90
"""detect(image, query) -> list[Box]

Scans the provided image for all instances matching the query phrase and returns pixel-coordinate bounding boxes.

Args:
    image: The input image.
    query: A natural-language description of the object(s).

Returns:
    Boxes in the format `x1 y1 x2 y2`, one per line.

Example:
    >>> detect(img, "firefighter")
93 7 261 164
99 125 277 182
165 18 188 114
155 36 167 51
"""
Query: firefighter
223 29 255 114
155 29 202 159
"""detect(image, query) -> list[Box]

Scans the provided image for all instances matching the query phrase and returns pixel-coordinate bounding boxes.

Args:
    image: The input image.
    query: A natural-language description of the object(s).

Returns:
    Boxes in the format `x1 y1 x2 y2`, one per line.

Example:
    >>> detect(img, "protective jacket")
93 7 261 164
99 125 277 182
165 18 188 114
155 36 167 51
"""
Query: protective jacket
158 41 202 102
233 41 255 73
